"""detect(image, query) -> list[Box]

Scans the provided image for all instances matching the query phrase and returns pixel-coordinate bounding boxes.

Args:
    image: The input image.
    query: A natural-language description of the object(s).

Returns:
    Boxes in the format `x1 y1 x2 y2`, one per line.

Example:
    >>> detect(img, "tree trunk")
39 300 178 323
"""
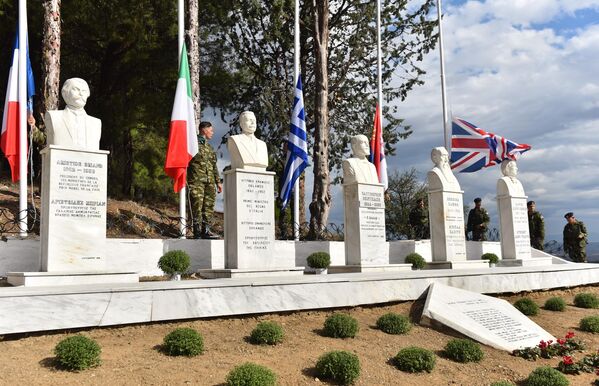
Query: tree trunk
40 0 61 115
308 0 331 240
186 0 201 129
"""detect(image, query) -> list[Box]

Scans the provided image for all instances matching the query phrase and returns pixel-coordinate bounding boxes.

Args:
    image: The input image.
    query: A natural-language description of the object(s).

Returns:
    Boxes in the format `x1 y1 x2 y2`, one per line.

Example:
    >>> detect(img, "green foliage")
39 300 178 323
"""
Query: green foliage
514 298 540 316
376 313 412 335
315 350 361 385
163 328 204 357
579 316 599 333
405 252 426 269
482 253 499 264
226 362 277 386
54 335 101 371
306 252 331 269
525 366 569 386
490 382 515 386
544 297 566 312
512 332 584 360
573 293 599 309
393 347 435 373
385 169 428 240
158 250 191 275
250 321 284 345
444 339 484 363
323 313 359 339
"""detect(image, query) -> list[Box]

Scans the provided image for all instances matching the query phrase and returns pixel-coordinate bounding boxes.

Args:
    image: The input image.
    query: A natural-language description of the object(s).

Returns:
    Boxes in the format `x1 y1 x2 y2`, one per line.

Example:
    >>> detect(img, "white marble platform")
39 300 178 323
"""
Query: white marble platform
197 267 305 279
1 262 598 335
6 271 139 287
328 264 412 273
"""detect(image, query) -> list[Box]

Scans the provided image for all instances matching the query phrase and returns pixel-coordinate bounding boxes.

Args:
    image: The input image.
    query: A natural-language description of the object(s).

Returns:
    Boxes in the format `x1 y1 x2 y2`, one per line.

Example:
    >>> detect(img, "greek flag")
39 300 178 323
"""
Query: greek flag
280 75 309 209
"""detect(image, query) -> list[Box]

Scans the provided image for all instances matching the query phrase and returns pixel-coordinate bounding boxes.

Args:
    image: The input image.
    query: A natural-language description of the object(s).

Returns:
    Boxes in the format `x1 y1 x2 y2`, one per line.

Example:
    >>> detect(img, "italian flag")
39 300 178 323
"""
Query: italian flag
164 44 198 192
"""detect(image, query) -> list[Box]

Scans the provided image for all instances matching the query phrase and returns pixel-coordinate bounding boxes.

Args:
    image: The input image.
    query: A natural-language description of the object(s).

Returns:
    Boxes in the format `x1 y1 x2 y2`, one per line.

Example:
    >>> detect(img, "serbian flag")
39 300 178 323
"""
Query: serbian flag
369 104 388 189
164 43 198 192
1 27 35 182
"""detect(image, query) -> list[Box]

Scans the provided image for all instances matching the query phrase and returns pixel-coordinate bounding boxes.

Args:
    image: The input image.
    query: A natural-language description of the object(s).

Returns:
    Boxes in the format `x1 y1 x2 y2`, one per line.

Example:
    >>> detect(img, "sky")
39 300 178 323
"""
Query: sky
207 0 599 242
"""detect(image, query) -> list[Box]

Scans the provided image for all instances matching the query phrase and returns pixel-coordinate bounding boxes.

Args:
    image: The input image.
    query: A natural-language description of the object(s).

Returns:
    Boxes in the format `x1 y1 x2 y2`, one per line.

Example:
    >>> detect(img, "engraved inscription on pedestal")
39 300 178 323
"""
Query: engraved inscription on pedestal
428 190 467 262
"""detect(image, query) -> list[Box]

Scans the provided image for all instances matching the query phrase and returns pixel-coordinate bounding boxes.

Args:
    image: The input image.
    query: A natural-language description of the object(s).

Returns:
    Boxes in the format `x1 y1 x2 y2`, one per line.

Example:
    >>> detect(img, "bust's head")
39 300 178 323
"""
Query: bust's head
350 134 370 158
239 111 257 135
431 147 449 168
501 159 518 177
61 78 90 109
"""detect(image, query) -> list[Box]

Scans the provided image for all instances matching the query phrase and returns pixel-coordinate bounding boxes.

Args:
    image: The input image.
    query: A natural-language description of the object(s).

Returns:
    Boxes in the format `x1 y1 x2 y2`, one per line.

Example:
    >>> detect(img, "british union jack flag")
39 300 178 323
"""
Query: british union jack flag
450 117 531 173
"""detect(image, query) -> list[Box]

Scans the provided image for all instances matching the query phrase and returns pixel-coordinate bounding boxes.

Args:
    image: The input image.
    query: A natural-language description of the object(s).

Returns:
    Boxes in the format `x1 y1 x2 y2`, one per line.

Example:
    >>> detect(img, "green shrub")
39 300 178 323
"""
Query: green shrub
315 350 360 385
525 366 569 386
393 346 435 373
323 313 359 338
226 362 276 386
574 293 599 309
376 313 412 335
250 321 284 345
405 253 426 269
444 338 484 363
514 298 540 316
544 297 566 312
490 381 515 386
54 335 101 371
163 328 204 357
306 252 331 269
482 253 499 264
579 316 599 333
158 250 191 275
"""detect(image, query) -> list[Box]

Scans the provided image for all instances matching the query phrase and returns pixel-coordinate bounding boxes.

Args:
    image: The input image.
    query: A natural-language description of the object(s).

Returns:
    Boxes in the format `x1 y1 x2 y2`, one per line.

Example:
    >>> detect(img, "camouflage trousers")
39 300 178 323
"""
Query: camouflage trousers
568 247 587 263
189 180 216 225
472 231 486 241
531 237 544 251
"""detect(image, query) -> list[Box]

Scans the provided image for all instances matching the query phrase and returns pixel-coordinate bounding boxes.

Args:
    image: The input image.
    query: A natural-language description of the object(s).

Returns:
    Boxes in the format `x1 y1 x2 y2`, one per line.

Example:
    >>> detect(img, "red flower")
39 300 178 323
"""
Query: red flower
595 368 599 376
566 331 575 339
562 356 574 365
557 338 566 345
539 340 548 349
547 340 554 345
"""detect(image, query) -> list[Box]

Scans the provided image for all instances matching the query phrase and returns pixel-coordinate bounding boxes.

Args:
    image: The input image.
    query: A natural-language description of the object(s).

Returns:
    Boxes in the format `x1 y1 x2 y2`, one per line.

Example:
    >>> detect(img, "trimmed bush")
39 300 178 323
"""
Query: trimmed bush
250 321 284 345
393 346 435 373
158 250 190 275
482 253 499 264
323 313 359 338
315 350 360 385
573 293 599 309
163 328 204 357
405 253 426 270
307 252 331 269
544 297 566 312
54 335 101 371
376 313 412 335
444 338 484 363
579 316 599 333
514 298 539 316
226 362 276 386
525 366 569 386
490 382 515 386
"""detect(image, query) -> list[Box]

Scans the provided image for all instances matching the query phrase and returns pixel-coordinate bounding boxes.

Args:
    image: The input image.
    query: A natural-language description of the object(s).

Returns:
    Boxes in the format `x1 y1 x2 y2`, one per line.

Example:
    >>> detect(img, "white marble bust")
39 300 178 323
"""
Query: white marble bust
427 146 461 191
227 111 269 170
342 134 379 184
44 78 102 151
497 159 525 196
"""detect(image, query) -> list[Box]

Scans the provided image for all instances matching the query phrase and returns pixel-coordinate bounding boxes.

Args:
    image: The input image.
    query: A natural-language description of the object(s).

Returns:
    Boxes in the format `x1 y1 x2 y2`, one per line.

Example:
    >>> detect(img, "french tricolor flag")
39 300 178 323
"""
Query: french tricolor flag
1 27 35 182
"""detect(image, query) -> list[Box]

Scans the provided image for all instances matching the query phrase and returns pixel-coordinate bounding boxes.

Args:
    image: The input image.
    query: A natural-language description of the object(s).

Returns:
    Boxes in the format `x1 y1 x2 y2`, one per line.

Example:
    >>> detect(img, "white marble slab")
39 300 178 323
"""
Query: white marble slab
422 282 555 351
498 195 532 260
428 189 467 262
6 271 139 287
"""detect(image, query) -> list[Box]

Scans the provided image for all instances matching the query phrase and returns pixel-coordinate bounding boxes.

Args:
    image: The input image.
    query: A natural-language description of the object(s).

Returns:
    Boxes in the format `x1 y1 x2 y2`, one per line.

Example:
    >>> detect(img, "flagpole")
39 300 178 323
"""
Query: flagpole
18 0 28 237
376 0 382 115
292 0 300 241
177 0 186 239
436 0 450 150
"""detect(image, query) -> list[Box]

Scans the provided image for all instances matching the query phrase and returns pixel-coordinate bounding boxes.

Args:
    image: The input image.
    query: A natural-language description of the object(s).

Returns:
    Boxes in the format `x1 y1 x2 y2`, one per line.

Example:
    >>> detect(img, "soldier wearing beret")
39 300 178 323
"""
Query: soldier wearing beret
409 197 429 240
527 201 545 250
563 212 588 262
467 197 490 241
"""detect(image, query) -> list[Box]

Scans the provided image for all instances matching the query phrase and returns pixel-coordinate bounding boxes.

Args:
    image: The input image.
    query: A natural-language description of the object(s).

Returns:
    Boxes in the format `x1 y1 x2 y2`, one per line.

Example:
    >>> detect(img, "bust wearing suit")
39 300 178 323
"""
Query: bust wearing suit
342 134 379 184
44 78 102 151
227 111 268 170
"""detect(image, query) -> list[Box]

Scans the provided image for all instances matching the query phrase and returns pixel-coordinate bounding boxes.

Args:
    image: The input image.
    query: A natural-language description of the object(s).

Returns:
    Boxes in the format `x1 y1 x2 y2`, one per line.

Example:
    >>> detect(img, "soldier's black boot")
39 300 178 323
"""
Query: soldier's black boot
192 222 202 239
201 222 220 239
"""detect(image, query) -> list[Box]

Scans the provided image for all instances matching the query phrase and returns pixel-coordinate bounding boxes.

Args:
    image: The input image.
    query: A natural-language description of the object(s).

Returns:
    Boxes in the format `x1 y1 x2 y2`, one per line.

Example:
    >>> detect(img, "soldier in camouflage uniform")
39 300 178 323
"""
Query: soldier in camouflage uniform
527 201 545 250
409 198 429 239
563 212 588 262
188 121 222 239
467 197 490 241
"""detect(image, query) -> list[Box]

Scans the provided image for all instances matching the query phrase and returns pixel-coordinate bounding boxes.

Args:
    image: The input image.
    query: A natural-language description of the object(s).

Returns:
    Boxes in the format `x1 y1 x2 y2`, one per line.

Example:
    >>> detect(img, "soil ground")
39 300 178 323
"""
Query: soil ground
2 286 599 385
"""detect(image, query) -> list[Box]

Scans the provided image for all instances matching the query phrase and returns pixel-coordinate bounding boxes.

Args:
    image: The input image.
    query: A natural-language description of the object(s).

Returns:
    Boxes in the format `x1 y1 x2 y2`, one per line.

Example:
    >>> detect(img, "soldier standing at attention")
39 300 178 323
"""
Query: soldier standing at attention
409 198 429 240
188 121 222 239
563 212 588 262
467 197 490 241
527 201 545 250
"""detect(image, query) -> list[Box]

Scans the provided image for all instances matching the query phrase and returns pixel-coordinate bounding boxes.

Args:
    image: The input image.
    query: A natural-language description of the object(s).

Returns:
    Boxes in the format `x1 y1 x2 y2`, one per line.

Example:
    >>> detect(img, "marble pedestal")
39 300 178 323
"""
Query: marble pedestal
428 188 467 263
497 193 532 261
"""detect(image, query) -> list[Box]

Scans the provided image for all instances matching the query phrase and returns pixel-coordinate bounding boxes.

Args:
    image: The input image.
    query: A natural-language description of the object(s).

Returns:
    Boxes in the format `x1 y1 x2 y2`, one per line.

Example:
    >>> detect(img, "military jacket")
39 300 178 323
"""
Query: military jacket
467 208 490 232
188 136 219 185
528 211 545 239
563 221 588 249
409 206 428 227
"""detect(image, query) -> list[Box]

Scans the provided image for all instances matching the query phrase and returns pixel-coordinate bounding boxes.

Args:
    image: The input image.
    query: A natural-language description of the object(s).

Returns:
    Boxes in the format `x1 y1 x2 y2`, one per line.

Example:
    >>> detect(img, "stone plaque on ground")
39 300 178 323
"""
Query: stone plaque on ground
422 282 555 351
40 146 109 271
